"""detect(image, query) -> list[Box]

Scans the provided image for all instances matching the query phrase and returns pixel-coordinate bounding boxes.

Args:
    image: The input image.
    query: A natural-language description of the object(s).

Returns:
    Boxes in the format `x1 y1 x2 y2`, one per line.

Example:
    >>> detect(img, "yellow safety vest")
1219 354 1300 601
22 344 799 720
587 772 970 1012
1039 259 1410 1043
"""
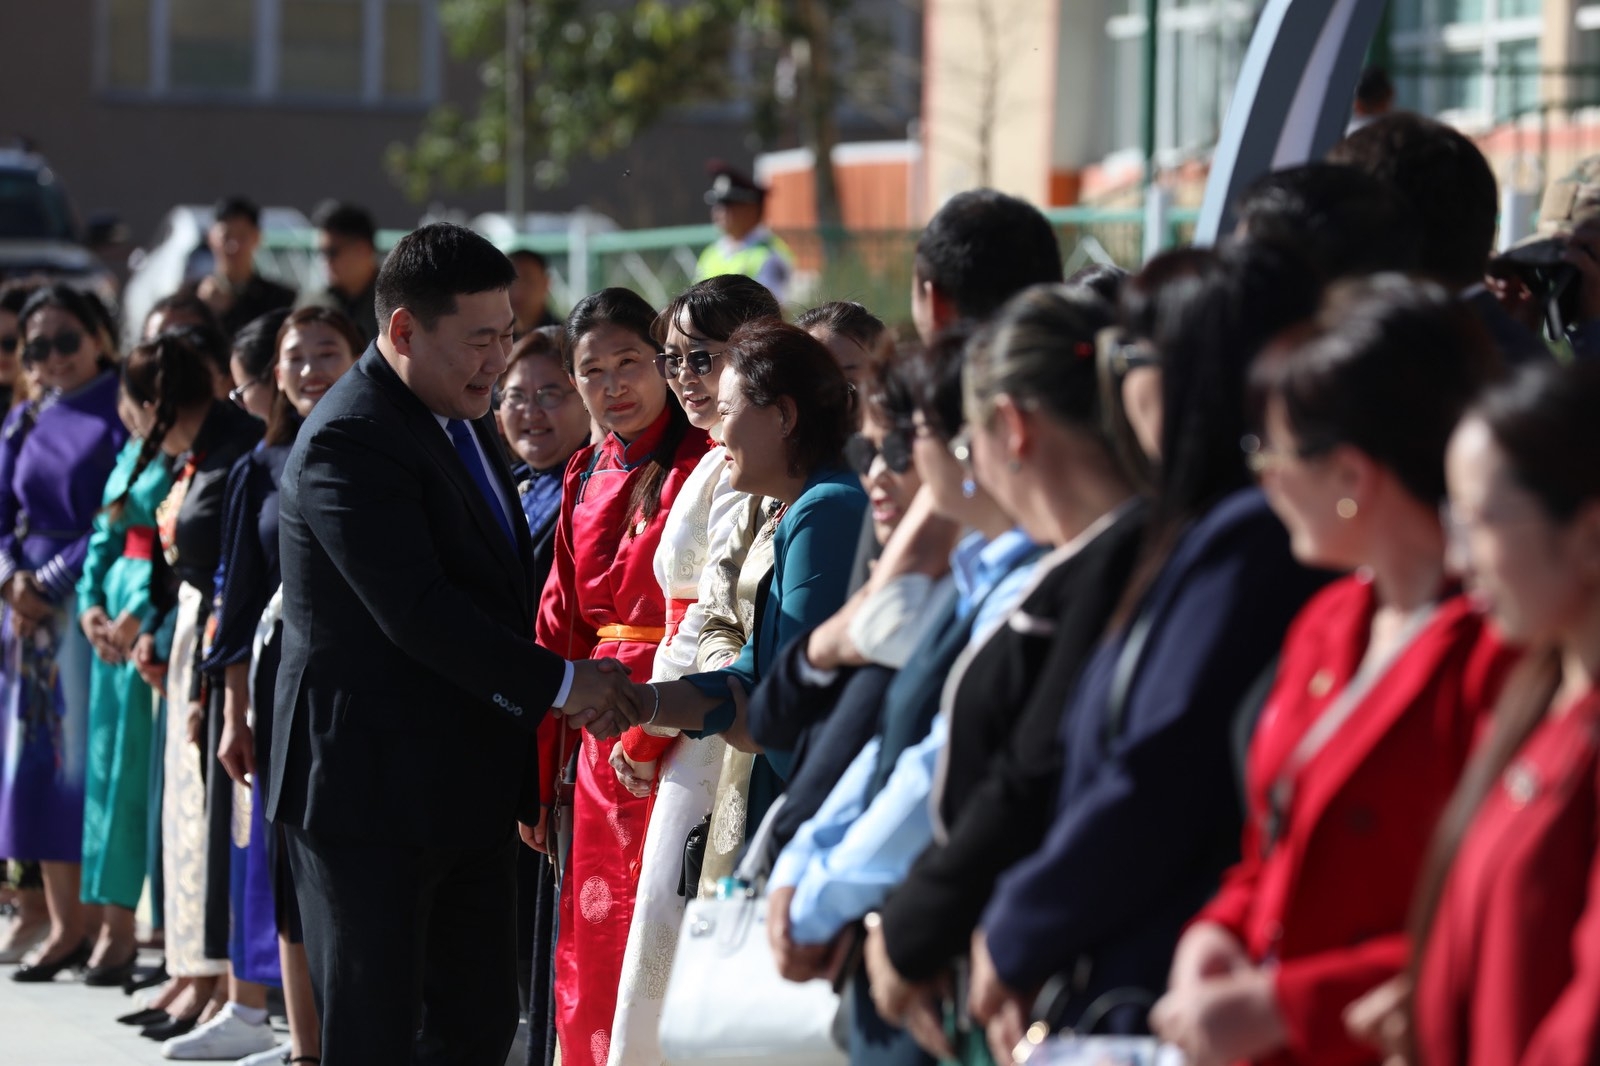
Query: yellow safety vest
695 232 795 284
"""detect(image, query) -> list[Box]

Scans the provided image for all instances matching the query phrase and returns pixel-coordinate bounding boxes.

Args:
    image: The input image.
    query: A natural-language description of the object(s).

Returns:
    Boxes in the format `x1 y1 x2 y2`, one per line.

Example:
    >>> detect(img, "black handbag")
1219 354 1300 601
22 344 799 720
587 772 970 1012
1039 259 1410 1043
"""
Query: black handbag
677 813 711 897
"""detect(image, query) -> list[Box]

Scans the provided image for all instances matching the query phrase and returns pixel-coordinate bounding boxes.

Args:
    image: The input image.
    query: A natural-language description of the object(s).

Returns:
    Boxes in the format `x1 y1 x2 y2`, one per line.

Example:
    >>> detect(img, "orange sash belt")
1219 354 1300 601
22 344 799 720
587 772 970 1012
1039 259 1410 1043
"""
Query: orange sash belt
596 599 695 645
596 624 666 643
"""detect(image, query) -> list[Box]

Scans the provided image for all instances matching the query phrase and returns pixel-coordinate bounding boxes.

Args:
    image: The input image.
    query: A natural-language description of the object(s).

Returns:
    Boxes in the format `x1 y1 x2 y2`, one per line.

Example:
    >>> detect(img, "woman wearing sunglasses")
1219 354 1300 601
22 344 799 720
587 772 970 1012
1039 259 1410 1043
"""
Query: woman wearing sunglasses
0 283 127 982
607 274 779 1066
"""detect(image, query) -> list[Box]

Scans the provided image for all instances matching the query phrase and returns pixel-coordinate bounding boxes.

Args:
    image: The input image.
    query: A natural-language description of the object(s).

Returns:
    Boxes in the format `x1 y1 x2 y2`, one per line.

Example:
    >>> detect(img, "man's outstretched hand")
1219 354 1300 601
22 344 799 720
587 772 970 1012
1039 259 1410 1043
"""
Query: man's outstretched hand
558 658 641 738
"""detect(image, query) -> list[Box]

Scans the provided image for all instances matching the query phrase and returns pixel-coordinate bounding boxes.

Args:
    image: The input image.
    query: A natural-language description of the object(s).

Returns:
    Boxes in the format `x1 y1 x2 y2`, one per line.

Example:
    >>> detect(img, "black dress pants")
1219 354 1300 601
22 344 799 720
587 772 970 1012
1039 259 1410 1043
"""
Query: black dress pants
282 824 520 1066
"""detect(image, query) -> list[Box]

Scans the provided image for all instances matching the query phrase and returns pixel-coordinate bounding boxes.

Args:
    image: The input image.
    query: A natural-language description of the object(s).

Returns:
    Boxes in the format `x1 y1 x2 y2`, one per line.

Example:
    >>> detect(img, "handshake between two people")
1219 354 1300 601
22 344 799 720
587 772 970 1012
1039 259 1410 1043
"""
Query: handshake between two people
555 658 643 739
549 658 751 746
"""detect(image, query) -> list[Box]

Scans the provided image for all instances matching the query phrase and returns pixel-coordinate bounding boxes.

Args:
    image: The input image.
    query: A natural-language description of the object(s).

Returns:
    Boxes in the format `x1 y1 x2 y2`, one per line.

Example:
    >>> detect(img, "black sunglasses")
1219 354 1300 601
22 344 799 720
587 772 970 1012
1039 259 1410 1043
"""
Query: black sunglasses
23 330 84 365
0 334 16 357
657 349 718 378
845 428 914 476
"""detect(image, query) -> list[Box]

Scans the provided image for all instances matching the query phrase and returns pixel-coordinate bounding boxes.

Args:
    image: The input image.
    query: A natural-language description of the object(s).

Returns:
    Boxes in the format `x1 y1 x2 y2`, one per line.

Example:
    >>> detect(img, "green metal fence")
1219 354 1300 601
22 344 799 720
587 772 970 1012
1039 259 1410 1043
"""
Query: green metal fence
260 205 1201 323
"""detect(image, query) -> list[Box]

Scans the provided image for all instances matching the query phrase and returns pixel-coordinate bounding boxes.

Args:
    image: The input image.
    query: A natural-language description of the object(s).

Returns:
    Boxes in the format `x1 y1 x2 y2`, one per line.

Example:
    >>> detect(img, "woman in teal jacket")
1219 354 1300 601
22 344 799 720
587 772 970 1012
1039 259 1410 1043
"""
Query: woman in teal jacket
636 319 865 828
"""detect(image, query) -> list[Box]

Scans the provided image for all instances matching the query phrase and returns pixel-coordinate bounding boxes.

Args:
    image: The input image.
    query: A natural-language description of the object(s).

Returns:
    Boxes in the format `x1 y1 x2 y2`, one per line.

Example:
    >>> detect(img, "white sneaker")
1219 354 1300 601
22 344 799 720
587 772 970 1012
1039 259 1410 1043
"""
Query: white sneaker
161 1004 279 1060
235 1042 293 1066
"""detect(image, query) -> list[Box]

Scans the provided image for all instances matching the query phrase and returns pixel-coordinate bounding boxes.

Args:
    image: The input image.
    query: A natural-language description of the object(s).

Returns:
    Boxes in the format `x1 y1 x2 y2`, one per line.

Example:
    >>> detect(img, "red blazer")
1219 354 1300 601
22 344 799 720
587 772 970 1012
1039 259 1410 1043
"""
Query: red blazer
1195 575 1515 1065
1415 687 1600 1066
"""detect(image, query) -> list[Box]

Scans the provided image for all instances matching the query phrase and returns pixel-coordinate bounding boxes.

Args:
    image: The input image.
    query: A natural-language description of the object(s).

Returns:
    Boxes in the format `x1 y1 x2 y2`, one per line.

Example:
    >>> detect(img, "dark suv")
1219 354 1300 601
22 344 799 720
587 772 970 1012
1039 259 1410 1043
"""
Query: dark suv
0 147 120 312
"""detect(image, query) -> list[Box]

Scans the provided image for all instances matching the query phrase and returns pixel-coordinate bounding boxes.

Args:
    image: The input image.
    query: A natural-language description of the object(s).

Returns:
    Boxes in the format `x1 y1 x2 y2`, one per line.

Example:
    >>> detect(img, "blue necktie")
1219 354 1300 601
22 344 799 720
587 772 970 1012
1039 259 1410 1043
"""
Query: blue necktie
446 419 518 549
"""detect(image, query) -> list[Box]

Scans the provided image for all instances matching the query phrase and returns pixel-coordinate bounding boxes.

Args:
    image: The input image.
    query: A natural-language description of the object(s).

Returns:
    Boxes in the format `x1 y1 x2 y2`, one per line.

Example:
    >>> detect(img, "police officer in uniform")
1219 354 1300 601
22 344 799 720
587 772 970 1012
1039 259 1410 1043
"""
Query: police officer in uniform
695 160 795 302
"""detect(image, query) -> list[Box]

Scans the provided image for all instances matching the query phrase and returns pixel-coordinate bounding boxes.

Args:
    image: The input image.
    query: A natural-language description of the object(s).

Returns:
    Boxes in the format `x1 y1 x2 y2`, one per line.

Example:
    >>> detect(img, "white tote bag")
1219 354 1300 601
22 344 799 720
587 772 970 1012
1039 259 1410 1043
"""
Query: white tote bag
659 799 847 1066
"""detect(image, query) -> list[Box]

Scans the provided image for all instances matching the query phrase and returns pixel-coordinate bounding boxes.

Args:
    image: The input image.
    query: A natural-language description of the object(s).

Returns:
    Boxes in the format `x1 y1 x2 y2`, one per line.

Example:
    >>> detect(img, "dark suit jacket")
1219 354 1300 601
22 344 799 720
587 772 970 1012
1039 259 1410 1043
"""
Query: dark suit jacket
982 489 1330 1030
879 501 1147 980
268 344 567 849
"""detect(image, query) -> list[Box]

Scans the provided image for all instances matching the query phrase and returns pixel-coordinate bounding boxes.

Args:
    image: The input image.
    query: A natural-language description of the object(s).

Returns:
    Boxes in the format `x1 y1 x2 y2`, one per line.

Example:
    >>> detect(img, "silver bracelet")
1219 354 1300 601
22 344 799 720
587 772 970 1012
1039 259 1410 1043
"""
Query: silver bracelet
645 682 662 727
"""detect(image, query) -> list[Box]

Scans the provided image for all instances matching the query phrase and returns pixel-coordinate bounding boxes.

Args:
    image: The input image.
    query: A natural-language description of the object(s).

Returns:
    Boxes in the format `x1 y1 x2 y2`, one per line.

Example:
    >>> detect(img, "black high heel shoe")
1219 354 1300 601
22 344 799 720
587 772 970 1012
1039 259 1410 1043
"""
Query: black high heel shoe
83 947 139 987
11 939 91 983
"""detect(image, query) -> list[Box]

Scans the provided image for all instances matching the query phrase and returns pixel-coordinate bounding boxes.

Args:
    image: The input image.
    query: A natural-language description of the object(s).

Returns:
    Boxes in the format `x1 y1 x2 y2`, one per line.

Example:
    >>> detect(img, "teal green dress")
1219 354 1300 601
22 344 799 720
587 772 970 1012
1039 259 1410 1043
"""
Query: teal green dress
76 440 173 909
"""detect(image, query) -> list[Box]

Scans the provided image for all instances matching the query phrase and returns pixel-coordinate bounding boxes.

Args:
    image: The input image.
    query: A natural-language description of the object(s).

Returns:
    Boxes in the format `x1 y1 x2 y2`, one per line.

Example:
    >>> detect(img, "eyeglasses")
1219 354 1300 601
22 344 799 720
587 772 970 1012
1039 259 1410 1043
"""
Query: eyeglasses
229 378 266 409
1240 433 1331 475
844 427 914 476
502 386 574 412
657 349 718 378
22 330 84 365
0 334 17 356
1095 327 1160 379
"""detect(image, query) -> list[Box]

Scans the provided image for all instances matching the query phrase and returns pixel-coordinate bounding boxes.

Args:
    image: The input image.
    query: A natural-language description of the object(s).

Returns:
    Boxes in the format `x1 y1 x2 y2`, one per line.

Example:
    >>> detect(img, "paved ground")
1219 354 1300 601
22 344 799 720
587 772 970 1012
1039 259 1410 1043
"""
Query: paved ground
0 948 532 1065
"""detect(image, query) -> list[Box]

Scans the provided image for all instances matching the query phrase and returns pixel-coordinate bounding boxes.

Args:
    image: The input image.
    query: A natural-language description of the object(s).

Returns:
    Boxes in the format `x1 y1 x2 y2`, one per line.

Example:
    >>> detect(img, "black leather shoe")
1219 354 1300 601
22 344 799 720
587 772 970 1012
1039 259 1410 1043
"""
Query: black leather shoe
83 950 138 987
123 961 167 995
141 1014 197 1041
11 940 90 983
117 1007 169 1026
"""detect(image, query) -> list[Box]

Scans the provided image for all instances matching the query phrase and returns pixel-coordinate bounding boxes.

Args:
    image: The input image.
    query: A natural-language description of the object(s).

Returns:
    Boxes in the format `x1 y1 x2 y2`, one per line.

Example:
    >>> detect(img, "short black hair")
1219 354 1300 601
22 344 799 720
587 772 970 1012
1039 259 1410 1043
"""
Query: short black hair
1329 113 1498 289
213 196 262 229
901 322 974 441
1235 162 1421 281
1356 66 1394 109
509 249 549 271
374 223 517 334
914 189 1063 322
312 201 376 246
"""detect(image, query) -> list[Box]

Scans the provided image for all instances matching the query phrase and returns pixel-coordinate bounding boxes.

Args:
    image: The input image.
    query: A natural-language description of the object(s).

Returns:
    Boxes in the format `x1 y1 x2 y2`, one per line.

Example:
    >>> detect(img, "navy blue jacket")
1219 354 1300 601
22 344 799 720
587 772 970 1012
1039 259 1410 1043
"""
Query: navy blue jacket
982 488 1330 1030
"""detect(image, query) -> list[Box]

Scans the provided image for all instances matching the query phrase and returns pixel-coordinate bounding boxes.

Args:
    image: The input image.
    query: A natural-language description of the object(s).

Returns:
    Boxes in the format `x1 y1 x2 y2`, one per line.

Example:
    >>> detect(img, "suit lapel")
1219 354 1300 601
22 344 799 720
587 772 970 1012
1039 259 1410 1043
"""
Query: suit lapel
360 348 531 591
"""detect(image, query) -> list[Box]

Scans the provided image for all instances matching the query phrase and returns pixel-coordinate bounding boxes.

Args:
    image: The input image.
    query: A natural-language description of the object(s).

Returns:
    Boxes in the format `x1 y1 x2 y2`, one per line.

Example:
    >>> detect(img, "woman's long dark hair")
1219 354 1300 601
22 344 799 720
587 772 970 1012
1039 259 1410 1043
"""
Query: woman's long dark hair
1110 242 1321 626
1406 361 1600 1045
1258 274 1501 507
107 330 216 518
566 287 689 537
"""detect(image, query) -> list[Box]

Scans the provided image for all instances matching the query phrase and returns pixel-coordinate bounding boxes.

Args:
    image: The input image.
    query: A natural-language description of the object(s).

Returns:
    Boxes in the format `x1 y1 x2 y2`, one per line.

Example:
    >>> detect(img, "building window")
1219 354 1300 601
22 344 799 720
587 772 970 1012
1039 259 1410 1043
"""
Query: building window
1388 0 1543 128
1105 0 1254 160
98 0 439 105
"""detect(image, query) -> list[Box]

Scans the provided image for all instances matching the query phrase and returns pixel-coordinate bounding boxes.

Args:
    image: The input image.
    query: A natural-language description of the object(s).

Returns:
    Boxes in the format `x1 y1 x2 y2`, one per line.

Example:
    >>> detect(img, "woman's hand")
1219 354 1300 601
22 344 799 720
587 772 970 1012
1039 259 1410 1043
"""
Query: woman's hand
766 885 850 984
1344 974 1413 1066
107 611 141 657
133 633 166 692
1168 921 1250 992
80 607 123 664
865 917 953 1058
185 701 204 748
218 713 255 786
969 929 1032 1066
80 605 111 643
609 740 656 799
1150 967 1288 1066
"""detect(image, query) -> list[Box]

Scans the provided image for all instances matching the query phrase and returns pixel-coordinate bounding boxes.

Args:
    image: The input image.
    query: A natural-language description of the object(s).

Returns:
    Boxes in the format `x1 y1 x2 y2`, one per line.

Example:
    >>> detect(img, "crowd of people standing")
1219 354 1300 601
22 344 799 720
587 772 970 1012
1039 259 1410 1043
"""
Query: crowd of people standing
4 109 1600 1066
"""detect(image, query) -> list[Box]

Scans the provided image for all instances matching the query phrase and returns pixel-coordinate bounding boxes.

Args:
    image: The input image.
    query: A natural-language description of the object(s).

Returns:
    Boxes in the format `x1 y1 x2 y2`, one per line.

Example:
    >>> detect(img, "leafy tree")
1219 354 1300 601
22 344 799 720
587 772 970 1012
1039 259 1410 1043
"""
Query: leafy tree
387 0 910 228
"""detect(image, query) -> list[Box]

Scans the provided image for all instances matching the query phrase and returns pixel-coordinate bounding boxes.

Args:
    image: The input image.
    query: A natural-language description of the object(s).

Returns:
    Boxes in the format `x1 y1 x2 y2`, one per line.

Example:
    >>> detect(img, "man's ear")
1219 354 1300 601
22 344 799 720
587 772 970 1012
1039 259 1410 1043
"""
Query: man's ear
928 283 959 335
387 308 416 358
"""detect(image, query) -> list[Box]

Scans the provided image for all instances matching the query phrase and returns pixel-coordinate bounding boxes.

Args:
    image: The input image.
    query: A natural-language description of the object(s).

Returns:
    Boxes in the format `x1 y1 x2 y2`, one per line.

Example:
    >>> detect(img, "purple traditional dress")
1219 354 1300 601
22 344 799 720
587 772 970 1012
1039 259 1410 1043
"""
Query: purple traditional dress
0 370 127 862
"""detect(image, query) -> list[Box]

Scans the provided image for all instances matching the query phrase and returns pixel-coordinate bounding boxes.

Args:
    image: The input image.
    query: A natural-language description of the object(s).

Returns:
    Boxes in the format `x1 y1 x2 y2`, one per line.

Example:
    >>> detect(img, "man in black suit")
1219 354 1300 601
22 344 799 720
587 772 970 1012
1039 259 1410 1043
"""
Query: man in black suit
268 223 638 1065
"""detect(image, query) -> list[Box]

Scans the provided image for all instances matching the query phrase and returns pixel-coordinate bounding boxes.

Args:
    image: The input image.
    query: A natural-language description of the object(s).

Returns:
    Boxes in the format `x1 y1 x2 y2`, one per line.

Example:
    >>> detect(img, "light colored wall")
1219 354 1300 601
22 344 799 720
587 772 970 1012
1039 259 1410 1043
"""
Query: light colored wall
921 0 1060 215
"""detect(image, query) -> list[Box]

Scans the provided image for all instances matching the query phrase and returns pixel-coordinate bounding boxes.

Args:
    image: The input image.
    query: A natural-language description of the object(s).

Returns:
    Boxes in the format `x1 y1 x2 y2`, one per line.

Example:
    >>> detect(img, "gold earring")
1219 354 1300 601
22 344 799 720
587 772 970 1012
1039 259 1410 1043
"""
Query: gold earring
1337 498 1359 520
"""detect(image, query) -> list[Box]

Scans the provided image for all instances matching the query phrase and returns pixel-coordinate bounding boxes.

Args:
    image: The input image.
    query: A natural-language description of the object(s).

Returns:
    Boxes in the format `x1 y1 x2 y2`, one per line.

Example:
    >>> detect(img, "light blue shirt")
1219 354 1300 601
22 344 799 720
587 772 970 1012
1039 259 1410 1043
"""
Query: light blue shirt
770 527 1041 944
